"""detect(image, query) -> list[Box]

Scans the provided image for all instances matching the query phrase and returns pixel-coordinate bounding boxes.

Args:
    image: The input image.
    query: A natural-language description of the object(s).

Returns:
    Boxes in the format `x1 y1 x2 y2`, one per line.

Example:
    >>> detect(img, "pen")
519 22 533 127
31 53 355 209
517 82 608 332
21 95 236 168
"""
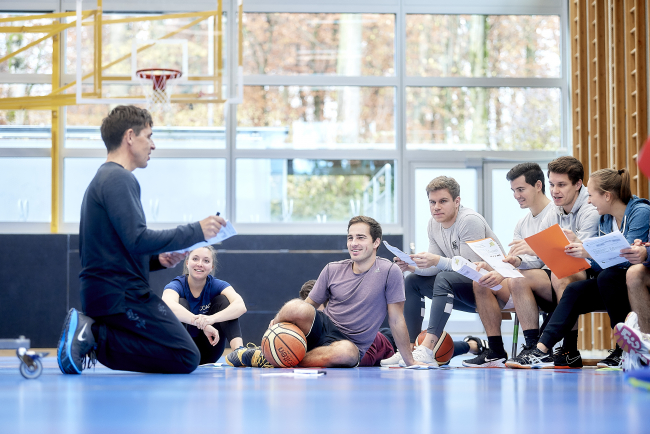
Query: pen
216 212 220 216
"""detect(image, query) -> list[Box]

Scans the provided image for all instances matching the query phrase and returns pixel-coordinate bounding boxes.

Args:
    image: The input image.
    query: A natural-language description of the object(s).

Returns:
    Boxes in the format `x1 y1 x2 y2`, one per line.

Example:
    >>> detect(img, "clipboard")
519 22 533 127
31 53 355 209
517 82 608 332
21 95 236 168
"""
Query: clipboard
524 224 591 279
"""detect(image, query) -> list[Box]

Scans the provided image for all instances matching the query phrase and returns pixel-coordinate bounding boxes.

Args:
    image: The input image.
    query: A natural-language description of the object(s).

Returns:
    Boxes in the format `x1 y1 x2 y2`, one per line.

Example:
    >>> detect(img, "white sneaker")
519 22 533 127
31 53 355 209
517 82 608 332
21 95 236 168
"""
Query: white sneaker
399 345 438 367
380 351 403 367
622 350 650 372
614 322 650 355
625 312 640 330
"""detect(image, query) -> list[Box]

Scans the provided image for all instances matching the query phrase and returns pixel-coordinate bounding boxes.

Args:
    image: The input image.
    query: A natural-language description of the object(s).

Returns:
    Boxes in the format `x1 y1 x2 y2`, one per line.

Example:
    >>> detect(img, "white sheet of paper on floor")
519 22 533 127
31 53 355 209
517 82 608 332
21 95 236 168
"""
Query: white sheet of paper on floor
451 256 502 291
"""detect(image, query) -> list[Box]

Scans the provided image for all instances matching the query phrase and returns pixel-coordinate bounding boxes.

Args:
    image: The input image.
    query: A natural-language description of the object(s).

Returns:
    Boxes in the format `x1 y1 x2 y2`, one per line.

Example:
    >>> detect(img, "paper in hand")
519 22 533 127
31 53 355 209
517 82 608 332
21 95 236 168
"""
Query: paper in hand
383 241 416 266
465 238 523 278
451 256 502 291
174 220 237 253
582 231 631 268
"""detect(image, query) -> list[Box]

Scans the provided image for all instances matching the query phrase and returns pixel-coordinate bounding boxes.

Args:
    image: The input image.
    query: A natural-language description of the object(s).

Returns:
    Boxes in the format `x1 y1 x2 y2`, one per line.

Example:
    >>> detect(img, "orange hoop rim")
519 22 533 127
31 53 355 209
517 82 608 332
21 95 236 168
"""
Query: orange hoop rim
135 68 182 80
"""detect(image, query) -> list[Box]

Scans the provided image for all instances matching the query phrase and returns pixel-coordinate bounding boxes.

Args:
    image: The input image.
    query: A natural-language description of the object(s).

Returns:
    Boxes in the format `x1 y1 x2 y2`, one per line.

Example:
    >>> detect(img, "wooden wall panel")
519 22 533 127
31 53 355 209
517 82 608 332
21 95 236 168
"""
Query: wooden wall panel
571 0 649 351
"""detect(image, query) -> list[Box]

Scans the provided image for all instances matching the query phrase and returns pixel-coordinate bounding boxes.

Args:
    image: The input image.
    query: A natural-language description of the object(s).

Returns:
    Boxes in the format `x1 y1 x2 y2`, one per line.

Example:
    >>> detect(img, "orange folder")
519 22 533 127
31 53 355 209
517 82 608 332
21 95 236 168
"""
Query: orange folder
524 224 591 279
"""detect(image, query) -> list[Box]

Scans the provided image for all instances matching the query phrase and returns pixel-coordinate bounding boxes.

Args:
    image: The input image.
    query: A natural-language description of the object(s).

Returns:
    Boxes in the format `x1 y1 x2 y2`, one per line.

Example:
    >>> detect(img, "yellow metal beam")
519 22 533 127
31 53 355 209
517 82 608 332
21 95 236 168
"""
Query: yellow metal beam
102 10 217 25
0 11 96 33
0 11 78 23
238 2 243 67
51 32 60 234
0 12 94 64
51 15 208 96
216 0 222 100
95 0 103 98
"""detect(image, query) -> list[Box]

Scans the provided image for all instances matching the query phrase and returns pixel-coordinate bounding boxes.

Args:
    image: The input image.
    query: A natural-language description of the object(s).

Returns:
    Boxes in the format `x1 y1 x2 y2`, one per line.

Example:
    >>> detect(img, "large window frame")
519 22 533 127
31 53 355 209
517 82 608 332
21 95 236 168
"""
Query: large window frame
0 0 569 240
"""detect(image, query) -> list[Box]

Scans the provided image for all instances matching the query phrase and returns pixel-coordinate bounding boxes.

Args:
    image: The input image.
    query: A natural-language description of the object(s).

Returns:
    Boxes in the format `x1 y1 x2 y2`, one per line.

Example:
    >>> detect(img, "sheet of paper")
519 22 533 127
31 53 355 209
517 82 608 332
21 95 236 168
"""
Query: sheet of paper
451 256 502 291
383 241 416 266
174 221 237 253
582 231 630 268
466 238 523 278
524 224 591 279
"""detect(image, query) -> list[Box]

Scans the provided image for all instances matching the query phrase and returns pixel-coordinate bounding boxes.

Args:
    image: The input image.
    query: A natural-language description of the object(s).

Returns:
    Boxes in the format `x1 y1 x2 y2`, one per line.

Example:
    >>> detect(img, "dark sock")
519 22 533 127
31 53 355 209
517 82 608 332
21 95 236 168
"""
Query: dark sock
523 329 540 348
487 336 506 356
562 330 579 352
452 340 470 358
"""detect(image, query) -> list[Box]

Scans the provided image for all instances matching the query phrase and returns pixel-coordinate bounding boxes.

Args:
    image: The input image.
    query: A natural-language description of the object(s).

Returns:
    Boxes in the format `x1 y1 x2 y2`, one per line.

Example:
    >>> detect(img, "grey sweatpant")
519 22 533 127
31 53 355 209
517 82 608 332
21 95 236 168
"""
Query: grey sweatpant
403 271 477 340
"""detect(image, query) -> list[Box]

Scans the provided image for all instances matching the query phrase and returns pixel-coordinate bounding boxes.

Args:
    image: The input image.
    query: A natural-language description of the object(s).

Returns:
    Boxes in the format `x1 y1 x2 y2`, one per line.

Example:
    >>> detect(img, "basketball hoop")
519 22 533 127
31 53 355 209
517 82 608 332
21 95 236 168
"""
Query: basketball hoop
135 68 182 115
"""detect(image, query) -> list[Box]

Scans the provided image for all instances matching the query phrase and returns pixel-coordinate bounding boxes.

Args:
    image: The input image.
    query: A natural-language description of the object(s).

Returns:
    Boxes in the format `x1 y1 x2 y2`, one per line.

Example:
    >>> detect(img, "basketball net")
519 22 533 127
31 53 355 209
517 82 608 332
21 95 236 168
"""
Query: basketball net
135 69 182 122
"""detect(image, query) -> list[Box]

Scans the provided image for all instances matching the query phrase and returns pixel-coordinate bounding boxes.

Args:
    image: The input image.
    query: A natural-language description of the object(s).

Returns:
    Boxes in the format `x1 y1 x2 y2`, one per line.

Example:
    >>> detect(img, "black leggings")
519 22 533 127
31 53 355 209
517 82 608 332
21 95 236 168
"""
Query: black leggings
179 294 243 365
539 267 631 349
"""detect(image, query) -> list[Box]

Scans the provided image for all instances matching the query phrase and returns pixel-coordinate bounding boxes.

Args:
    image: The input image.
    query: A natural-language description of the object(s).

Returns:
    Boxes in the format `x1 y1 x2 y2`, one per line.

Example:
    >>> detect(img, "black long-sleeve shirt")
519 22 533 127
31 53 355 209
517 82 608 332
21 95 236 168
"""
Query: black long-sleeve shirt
79 162 204 317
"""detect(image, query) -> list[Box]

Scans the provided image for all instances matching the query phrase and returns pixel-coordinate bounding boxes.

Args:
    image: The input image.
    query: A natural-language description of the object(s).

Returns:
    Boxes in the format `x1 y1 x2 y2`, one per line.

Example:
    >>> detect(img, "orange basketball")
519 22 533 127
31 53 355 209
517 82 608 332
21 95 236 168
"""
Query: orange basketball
433 331 454 365
261 322 307 368
415 329 427 346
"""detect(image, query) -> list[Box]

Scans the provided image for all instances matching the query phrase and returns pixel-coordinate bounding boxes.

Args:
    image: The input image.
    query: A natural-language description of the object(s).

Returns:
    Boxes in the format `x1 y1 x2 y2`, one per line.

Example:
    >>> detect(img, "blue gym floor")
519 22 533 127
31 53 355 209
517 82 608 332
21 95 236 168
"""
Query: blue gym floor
1 355 647 434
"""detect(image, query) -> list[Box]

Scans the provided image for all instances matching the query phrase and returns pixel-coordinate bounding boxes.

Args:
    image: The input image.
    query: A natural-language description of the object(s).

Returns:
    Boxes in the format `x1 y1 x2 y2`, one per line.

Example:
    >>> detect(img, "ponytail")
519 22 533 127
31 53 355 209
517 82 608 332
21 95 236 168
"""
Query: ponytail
590 168 632 204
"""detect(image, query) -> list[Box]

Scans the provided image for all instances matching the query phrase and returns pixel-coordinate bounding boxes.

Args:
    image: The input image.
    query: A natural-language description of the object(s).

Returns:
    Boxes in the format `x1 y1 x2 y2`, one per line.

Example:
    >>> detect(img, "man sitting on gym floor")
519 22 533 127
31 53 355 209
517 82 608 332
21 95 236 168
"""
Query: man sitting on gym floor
267 216 425 368
56 105 225 375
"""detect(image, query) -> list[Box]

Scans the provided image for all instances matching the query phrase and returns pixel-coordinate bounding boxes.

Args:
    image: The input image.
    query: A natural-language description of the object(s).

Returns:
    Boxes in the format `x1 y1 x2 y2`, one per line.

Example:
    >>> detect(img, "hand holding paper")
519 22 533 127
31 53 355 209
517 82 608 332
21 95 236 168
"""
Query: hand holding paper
383 241 416 266
466 238 523 278
524 224 590 279
451 256 502 291
175 220 237 253
582 231 631 268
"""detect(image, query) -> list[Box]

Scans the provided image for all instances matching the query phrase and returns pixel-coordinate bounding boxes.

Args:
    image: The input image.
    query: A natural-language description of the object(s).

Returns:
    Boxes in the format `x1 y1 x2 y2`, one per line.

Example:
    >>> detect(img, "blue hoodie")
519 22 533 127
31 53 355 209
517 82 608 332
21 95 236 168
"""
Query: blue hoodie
590 195 650 271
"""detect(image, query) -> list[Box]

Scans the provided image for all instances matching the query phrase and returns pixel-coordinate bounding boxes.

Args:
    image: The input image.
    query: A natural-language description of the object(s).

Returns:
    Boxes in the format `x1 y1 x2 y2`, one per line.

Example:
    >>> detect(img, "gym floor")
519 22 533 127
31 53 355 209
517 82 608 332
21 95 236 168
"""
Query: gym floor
0 354 647 434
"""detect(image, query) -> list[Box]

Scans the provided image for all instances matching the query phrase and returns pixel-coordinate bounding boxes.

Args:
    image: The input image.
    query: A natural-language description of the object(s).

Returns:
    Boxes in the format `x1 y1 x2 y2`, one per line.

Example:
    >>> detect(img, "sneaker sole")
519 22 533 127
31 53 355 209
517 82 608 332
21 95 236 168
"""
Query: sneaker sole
531 363 554 369
596 362 619 369
56 309 73 373
505 361 532 369
65 309 82 374
555 365 583 369
614 324 649 355
463 360 506 369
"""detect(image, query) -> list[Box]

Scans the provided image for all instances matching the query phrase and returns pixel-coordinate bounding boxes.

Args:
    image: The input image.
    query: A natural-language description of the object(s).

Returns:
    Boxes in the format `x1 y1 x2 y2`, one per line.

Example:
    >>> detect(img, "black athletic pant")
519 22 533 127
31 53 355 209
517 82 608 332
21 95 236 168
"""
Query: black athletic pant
91 290 200 374
403 272 477 341
539 267 631 349
179 294 243 365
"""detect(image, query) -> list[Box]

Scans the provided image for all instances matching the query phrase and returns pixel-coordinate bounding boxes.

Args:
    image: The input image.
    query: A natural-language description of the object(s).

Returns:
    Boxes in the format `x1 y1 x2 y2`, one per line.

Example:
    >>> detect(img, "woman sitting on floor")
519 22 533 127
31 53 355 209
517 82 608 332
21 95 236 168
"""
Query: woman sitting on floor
162 246 247 365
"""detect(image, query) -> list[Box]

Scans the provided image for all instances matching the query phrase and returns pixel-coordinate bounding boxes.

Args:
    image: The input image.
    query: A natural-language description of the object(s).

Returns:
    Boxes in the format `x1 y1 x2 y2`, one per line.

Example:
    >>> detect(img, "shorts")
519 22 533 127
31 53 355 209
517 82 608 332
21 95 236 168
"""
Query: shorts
305 308 361 365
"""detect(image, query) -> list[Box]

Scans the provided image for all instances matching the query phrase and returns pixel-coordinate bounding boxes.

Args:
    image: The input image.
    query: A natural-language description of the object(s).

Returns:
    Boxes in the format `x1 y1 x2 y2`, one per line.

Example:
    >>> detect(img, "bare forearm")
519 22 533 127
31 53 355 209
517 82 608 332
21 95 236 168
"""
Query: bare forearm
165 300 196 325
389 316 415 366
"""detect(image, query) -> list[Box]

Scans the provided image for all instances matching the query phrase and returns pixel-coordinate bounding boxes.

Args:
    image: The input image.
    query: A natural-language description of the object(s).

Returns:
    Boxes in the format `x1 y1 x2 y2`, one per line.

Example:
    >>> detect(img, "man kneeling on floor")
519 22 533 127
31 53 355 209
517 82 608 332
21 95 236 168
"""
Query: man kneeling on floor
270 216 425 368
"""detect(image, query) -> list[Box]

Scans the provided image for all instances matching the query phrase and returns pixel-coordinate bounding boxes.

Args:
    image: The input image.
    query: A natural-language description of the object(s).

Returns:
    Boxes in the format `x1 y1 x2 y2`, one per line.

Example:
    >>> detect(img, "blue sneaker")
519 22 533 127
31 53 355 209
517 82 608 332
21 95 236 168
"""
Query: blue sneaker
57 308 97 374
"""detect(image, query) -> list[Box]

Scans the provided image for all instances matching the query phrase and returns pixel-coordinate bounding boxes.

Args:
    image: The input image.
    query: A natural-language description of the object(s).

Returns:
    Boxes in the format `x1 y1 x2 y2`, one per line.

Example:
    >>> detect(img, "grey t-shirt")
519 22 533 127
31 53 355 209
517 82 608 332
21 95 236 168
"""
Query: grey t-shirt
308 257 405 355
415 205 505 276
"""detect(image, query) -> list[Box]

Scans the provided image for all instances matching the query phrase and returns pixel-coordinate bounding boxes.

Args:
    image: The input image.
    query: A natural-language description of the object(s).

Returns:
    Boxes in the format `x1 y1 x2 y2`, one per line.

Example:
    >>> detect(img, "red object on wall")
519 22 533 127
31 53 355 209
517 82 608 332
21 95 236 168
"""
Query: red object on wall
638 136 650 178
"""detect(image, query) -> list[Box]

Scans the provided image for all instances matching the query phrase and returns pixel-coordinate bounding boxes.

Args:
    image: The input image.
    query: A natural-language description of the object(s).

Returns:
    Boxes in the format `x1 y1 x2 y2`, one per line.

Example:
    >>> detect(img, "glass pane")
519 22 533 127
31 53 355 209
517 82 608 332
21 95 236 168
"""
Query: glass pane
65 14 221 77
0 157 51 222
0 85 52 148
64 158 227 223
491 167 549 247
413 167 478 324
236 159 396 224
0 14 53 74
238 86 395 149
406 87 561 151
406 15 560 77
243 13 394 76
65 103 225 149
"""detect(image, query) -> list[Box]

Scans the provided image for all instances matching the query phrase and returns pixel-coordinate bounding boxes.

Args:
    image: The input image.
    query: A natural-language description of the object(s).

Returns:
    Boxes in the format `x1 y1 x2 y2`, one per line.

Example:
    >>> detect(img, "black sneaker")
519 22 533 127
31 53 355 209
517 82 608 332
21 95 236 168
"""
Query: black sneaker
505 345 535 369
225 344 252 367
463 335 489 354
553 347 583 369
506 346 553 369
462 348 507 368
597 347 623 368
57 308 97 374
